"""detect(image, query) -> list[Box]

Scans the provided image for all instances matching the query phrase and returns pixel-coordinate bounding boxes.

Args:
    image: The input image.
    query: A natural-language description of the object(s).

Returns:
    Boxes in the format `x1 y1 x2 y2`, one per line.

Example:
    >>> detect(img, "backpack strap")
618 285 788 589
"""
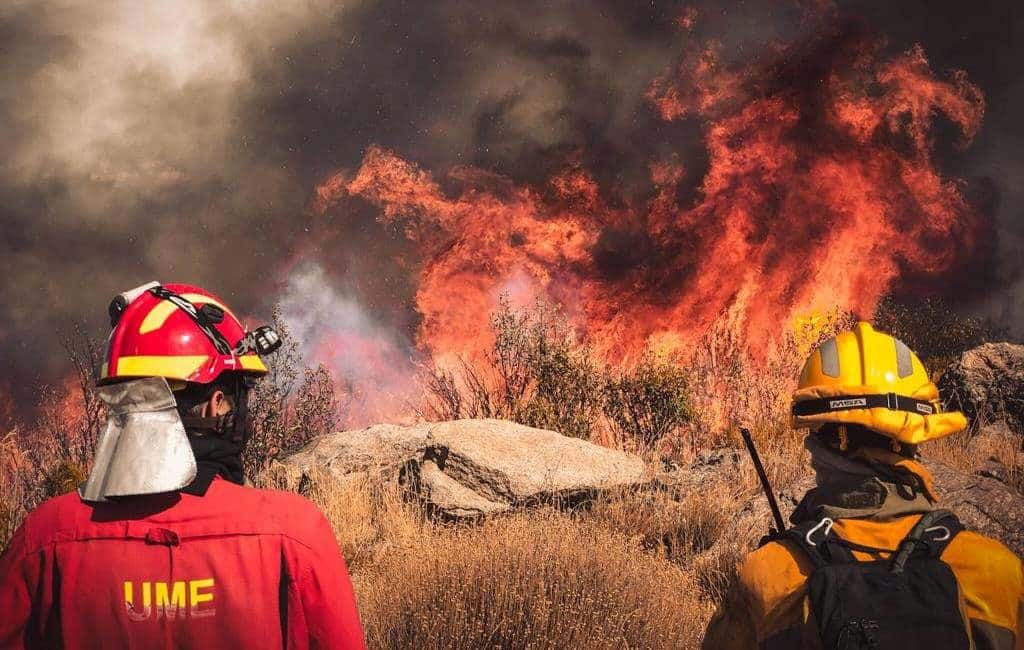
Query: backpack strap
777 517 859 567
775 511 964 570
891 509 963 574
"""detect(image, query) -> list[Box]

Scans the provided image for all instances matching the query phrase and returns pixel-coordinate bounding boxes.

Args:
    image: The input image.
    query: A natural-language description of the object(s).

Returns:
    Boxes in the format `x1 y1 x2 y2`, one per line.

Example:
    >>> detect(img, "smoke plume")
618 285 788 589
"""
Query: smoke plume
1 0 1021 424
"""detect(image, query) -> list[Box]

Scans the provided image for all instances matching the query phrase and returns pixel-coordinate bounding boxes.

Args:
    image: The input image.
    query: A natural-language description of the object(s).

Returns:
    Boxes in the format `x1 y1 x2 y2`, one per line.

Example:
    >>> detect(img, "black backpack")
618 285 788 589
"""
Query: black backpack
780 509 971 649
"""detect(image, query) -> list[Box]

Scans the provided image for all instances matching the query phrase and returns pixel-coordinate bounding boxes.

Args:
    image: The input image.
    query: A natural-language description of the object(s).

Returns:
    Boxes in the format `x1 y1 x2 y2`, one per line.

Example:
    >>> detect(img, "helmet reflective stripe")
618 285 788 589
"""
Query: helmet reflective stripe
105 354 269 382
238 356 268 372
895 338 915 378
108 355 210 382
819 338 841 378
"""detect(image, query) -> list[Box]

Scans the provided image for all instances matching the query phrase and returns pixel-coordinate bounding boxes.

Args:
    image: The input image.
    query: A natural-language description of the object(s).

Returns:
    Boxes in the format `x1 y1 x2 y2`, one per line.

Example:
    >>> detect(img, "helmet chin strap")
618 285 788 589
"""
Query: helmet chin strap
179 378 253 444
180 413 237 439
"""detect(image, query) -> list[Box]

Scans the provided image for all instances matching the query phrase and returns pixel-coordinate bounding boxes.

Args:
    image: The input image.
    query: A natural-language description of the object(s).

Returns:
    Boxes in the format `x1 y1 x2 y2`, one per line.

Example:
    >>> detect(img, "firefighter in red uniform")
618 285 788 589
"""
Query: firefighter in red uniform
0 282 366 649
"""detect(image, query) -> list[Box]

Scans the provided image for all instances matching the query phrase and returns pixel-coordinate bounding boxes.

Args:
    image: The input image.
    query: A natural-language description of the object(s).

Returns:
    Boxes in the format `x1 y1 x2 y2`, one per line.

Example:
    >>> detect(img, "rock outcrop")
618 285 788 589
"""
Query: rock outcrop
270 417 1023 552
939 342 1024 434
927 459 1024 554
269 419 650 518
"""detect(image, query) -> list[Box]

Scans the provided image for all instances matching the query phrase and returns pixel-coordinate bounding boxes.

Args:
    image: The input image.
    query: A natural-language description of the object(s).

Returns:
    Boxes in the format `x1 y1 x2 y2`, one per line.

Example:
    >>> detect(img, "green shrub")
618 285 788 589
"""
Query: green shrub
603 355 692 451
424 297 694 449
42 460 85 498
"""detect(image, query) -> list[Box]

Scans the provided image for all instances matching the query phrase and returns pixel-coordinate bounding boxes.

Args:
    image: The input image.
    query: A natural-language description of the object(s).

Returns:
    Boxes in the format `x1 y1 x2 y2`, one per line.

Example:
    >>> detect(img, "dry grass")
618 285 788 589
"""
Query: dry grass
587 480 742 565
927 425 1024 493
296 432 815 650
363 515 712 649
303 472 432 570
307 473 715 650
1 300 1018 649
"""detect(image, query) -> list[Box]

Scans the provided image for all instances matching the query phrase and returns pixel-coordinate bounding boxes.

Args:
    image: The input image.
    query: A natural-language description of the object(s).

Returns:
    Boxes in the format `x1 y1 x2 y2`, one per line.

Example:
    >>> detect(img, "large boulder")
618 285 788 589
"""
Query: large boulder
939 342 1024 434
268 419 650 519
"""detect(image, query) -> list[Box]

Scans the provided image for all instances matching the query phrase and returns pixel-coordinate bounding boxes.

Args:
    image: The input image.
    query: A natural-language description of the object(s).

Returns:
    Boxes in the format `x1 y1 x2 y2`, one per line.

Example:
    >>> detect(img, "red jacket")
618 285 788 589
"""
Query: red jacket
0 477 366 649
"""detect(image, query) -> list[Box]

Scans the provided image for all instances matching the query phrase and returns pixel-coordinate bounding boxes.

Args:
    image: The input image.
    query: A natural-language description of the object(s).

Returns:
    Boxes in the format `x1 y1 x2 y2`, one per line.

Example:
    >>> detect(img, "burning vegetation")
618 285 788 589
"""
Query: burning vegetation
0 0 1009 551
1 2 1021 647
311 3 987 396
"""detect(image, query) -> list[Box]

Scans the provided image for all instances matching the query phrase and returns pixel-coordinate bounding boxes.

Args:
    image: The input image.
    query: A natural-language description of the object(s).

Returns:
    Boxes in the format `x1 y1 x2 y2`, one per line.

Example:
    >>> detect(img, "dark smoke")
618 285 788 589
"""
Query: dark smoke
1 0 1021 417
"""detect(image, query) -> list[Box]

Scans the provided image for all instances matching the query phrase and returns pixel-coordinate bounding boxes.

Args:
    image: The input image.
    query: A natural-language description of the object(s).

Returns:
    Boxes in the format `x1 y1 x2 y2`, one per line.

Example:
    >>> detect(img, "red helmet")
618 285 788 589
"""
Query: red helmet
100 282 275 386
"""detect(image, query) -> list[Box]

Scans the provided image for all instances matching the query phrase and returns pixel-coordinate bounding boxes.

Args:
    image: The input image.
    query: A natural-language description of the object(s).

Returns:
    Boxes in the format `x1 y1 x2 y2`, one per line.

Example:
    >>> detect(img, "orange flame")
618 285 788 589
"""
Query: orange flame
311 7 986 385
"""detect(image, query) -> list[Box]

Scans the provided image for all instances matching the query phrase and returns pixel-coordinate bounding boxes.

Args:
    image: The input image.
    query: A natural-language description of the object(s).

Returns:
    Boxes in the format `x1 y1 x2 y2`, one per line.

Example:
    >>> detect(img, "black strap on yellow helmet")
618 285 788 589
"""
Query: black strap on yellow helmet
792 393 936 417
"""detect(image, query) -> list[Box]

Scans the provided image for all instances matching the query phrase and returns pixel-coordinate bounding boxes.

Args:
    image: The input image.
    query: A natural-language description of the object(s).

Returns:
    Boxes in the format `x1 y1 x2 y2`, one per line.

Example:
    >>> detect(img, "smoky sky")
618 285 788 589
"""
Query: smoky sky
1 0 1022 412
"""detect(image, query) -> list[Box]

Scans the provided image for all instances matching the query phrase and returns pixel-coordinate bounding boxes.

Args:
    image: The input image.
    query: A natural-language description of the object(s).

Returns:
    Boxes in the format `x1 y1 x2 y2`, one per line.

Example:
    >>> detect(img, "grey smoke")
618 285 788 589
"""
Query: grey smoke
1 0 1021 416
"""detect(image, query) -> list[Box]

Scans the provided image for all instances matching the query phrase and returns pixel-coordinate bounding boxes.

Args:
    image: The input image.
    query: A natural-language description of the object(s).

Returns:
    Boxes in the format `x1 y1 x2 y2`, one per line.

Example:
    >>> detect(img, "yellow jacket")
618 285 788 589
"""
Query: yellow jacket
703 457 1024 649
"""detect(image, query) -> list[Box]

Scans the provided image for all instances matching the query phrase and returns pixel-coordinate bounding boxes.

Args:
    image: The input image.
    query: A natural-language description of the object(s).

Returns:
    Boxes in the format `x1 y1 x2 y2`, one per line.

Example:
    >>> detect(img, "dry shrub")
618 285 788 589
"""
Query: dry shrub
424 297 694 451
874 296 1007 377
424 298 605 440
587 482 739 565
0 430 42 548
55 325 106 469
245 307 344 477
983 435 1024 494
684 306 854 452
1 325 105 549
354 510 712 650
604 356 692 453
42 460 85 499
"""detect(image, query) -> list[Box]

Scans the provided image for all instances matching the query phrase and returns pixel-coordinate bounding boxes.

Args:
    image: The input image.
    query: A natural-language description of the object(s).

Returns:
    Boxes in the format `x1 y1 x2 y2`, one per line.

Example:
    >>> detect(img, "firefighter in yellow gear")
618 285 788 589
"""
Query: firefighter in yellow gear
702 322 1024 649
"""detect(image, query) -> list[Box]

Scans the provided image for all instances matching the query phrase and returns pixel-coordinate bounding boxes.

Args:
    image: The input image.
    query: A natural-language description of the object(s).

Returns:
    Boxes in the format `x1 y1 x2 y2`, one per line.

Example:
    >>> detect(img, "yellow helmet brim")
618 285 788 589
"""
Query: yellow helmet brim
792 384 967 444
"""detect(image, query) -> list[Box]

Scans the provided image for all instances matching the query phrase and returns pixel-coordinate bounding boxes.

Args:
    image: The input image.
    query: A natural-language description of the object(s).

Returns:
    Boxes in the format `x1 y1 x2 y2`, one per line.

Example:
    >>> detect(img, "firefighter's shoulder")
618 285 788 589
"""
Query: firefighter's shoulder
942 529 1023 635
732 537 814 640
204 478 333 543
10 490 93 555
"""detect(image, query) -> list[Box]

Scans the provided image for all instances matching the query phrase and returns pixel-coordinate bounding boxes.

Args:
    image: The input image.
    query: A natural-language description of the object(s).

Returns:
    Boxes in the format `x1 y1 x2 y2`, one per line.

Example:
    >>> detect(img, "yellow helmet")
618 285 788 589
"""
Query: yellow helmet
792 322 967 444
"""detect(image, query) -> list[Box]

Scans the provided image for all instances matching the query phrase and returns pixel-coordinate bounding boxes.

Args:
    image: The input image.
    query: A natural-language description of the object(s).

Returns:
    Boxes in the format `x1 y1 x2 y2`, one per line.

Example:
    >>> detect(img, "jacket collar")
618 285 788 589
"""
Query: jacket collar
794 435 937 523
